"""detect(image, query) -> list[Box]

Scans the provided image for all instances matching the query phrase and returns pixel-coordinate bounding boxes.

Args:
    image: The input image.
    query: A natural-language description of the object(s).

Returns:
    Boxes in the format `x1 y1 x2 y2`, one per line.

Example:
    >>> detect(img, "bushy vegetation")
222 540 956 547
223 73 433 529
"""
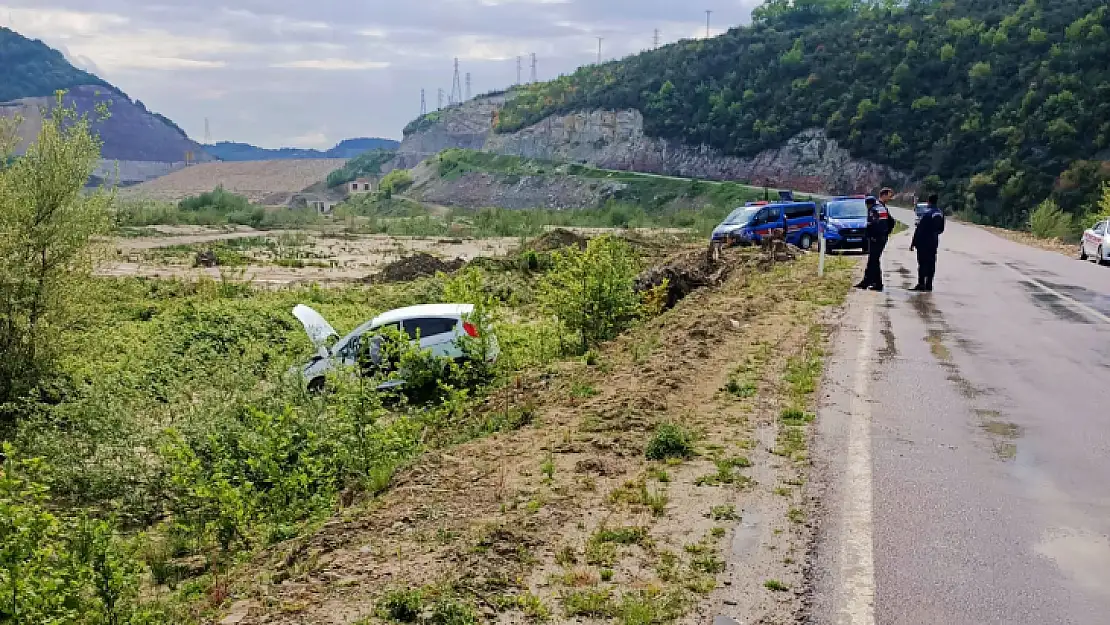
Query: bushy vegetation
115 192 323 230
0 26 111 101
379 168 414 196
325 149 397 188
496 0 1110 227
1028 198 1078 240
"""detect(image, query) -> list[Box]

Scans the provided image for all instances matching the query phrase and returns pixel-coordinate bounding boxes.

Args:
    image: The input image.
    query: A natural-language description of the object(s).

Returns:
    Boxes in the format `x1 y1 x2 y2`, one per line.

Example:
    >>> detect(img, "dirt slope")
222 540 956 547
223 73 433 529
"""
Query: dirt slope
120 159 347 203
212 251 853 625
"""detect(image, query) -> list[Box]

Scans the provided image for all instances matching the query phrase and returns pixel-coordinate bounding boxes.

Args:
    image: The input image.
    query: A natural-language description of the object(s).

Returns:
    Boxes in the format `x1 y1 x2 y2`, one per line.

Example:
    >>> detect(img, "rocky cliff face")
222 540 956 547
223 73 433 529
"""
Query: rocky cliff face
395 96 910 194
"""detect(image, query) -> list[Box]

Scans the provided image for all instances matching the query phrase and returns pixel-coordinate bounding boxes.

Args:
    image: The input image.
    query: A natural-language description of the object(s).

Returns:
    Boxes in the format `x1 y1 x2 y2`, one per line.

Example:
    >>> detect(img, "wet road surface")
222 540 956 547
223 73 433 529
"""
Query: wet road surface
811 210 1110 625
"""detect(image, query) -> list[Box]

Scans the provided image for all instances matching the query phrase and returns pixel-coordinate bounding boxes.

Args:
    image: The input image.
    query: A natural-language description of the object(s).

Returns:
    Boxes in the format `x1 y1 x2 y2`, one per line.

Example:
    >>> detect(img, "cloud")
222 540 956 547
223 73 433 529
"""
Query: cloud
272 59 390 70
2 0 761 148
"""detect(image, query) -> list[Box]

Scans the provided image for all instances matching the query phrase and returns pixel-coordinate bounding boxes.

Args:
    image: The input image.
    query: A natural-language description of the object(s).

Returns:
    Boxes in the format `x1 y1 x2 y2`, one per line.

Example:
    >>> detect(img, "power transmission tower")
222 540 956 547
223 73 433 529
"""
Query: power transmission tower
437 88 444 110
420 89 427 116
516 56 522 85
596 37 604 64
204 117 211 144
449 58 463 105
465 73 472 100
705 10 713 38
653 29 661 49
530 53 537 83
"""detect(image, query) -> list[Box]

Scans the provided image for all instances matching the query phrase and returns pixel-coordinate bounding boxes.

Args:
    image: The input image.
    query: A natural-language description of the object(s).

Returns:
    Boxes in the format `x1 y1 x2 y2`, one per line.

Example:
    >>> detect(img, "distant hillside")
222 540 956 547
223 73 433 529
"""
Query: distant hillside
204 137 400 161
0 26 111 101
489 0 1110 227
0 26 209 170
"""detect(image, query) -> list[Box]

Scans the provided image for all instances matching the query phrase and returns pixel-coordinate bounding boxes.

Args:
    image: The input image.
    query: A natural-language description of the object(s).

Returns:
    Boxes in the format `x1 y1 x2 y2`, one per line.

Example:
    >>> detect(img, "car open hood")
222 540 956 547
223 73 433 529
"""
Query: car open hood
293 305 338 348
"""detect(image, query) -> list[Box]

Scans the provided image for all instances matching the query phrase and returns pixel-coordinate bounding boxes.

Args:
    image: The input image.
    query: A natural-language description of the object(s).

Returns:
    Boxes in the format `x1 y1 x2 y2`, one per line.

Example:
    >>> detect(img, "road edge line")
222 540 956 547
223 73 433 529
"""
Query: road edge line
837 298 877 625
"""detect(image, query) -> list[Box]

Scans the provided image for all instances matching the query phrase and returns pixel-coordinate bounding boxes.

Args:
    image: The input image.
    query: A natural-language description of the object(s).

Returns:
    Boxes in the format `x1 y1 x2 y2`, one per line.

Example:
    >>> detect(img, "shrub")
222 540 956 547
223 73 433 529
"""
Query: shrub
645 422 695 460
1028 199 1077 240
538 235 642 354
379 168 414 194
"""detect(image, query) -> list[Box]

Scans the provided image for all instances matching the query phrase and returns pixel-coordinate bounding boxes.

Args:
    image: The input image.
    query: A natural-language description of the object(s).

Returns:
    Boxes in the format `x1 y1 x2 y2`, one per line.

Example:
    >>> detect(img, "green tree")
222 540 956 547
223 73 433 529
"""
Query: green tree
538 236 642 354
0 96 113 411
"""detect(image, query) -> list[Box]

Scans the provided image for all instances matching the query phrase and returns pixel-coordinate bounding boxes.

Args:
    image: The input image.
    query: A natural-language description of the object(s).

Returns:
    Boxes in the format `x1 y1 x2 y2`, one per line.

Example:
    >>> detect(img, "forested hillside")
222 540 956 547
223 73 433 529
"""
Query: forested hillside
497 0 1110 227
0 26 110 102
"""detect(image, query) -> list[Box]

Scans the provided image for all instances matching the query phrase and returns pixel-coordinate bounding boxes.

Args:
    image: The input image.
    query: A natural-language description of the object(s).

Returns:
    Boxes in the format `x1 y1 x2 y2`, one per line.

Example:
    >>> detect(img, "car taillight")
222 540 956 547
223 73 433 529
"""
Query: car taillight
463 322 479 338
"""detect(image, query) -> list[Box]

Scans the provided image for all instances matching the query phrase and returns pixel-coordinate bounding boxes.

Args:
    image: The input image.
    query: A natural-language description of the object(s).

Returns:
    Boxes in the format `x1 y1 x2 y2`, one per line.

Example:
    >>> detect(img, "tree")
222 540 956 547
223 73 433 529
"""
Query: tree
0 95 113 414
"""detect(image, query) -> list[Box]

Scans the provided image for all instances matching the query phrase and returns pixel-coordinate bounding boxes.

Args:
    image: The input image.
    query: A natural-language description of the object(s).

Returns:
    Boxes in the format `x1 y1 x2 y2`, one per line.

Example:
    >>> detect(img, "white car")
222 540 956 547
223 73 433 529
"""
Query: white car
1079 219 1110 266
293 303 498 391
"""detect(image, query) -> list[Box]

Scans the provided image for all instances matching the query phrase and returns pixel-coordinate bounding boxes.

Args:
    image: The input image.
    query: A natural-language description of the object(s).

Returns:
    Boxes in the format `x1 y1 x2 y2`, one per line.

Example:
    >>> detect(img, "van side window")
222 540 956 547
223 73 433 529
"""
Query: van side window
766 207 783 221
403 317 458 340
785 205 815 219
1095 222 1107 236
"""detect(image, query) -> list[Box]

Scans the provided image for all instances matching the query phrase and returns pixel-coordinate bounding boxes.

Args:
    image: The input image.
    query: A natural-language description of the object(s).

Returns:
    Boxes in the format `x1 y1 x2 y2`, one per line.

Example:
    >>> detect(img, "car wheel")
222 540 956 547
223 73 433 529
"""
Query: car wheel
1079 243 1088 261
799 234 813 251
1099 246 1109 266
307 377 326 393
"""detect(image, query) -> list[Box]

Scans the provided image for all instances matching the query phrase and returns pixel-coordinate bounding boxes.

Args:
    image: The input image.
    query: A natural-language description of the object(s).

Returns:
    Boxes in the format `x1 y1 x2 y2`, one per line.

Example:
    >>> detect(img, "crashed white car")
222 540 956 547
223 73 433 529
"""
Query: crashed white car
293 303 498 392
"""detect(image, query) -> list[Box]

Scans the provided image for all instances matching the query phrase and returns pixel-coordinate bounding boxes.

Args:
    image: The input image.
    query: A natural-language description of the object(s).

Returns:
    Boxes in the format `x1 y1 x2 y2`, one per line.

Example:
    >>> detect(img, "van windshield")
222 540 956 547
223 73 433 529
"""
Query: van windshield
826 200 868 219
724 207 760 225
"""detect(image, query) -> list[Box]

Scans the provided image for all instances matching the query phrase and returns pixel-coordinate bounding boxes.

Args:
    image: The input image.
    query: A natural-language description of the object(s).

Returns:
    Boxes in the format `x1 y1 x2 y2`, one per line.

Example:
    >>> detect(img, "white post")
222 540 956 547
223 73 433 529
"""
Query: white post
818 206 826 278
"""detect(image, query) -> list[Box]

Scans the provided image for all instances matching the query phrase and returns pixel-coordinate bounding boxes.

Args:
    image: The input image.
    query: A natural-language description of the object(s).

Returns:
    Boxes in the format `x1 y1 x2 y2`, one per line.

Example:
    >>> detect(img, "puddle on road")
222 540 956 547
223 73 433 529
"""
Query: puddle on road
1036 527 1110 598
731 509 761 558
974 409 1023 461
1020 281 1092 324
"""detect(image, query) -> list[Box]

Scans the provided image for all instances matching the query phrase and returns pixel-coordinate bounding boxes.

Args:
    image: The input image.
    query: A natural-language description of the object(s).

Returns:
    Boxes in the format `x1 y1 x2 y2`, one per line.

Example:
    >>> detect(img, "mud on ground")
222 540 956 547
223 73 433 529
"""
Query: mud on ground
207 250 854 625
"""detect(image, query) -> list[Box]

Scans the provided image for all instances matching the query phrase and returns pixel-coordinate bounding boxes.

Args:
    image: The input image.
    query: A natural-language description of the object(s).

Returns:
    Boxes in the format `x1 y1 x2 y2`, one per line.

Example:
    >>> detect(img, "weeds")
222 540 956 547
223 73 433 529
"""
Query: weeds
645 423 696 460
764 579 790 592
710 505 740 521
563 588 613 617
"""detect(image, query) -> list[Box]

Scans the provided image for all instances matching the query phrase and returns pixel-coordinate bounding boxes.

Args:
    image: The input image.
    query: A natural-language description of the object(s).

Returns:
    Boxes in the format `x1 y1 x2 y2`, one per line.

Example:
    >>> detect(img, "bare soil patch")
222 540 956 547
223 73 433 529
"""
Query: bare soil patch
118 159 346 203
366 253 467 284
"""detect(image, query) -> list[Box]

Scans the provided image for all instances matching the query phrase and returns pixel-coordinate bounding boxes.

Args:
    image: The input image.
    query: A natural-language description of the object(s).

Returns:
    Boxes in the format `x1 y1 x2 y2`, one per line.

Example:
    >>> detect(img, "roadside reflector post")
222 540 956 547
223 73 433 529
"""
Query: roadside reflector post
817 205 826 277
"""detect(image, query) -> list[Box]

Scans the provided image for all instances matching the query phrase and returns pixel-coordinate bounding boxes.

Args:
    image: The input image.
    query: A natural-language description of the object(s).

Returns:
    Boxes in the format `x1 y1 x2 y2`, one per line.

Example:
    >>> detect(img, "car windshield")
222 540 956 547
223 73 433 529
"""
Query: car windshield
826 200 868 219
723 207 759 225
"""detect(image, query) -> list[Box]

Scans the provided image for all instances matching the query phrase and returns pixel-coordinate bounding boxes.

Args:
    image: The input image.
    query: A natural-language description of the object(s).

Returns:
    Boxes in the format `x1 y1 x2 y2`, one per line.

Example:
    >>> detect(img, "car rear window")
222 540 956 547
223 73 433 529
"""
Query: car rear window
404 317 458 340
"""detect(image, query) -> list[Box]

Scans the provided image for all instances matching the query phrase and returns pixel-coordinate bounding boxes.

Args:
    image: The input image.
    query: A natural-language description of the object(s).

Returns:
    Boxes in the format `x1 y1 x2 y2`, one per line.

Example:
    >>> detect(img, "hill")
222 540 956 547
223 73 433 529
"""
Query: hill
204 137 400 161
0 26 210 173
490 0 1110 227
119 159 346 203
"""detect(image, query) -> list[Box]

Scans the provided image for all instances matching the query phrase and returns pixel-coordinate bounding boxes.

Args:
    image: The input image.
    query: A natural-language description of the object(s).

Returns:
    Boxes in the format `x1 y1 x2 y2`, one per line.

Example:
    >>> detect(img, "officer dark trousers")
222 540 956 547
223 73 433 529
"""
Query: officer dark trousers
917 245 937 289
863 237 887 288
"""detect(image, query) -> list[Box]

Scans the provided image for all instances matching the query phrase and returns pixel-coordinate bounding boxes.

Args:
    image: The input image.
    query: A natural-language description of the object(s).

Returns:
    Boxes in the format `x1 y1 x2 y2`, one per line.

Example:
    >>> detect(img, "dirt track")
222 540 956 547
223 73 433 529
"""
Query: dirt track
213 251 854 624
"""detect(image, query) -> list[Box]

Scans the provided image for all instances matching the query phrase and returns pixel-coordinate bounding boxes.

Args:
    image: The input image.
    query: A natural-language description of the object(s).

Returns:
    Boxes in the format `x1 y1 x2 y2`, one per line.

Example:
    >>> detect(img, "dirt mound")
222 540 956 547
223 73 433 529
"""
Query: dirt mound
526 228 588 252
366 253 465 283
635 246 754 311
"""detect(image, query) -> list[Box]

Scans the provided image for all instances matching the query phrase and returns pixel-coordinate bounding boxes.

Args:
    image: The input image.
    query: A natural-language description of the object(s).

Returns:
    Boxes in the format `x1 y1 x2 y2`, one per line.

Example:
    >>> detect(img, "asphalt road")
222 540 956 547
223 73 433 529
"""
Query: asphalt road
810 210 1110 625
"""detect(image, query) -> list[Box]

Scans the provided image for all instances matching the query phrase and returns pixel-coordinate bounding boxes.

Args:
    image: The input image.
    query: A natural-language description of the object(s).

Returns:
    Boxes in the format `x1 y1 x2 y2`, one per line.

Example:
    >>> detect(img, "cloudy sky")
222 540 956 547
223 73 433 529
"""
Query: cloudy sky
2 0 760 149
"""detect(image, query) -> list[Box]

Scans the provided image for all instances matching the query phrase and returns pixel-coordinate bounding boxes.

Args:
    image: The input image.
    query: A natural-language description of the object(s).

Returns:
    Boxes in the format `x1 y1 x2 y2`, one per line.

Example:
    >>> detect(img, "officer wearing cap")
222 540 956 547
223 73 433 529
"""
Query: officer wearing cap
856 195 895 292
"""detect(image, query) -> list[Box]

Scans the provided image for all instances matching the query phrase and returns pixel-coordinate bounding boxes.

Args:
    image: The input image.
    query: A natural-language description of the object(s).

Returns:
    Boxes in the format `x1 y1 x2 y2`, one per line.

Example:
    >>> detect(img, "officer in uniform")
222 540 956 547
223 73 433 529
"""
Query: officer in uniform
910 194 945 291
856 196 895 292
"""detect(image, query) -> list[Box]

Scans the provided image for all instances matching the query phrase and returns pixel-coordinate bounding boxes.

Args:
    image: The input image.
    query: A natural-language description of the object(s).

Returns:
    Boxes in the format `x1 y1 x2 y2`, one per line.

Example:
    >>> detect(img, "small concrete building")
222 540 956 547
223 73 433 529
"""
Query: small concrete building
290 193 337 215
349 178 373 194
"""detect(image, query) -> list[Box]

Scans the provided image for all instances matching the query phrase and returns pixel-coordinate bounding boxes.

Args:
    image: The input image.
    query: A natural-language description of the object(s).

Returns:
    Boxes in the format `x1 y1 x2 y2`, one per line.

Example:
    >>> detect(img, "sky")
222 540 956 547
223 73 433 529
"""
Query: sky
1 0 761 149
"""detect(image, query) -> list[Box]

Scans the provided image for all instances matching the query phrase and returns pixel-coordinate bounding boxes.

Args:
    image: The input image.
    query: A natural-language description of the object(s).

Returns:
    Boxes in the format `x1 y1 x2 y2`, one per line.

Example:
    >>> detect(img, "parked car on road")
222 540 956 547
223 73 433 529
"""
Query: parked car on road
293 303 498 391
1079 219 1110 266
820 196 870 251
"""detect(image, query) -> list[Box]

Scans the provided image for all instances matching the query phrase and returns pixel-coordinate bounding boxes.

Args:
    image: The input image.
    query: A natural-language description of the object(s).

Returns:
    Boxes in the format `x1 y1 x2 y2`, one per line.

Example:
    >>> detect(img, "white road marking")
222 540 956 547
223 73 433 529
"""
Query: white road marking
1008 265 1110 325
837 298 877 625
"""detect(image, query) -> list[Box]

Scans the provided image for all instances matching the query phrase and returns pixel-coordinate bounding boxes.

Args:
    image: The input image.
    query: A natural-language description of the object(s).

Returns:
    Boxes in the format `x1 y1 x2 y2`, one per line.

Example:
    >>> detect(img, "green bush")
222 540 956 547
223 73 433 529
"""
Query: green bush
645 422 696 460
538 235 642 354
1028 199 1078 240
379 168 414 194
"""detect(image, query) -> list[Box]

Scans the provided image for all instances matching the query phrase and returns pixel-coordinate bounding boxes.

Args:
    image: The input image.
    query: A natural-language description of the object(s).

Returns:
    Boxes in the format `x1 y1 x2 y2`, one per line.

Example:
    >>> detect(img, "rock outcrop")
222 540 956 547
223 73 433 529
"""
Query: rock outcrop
394 96 910 194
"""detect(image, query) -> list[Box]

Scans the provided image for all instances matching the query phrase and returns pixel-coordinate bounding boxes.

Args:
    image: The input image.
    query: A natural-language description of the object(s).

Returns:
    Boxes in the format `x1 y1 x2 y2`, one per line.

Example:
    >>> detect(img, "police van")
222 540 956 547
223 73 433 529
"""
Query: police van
820 196 871 251
711 199 821 249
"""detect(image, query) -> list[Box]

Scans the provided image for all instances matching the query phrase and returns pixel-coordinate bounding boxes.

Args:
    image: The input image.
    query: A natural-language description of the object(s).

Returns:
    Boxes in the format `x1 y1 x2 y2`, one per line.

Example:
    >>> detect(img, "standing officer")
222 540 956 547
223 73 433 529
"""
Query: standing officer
910 194 945 291
856 196 895 292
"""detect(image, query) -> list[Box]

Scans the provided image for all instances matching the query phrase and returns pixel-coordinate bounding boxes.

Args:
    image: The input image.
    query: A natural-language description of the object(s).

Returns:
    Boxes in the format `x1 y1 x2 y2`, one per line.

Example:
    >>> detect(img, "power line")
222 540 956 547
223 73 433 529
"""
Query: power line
705 10 713 38
530 53 537 83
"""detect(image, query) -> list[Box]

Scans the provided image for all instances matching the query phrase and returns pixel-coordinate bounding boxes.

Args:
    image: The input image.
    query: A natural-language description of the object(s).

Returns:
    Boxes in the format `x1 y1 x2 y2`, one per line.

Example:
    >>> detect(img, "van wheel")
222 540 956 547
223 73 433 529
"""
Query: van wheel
307 377 326 393
799 234 813 251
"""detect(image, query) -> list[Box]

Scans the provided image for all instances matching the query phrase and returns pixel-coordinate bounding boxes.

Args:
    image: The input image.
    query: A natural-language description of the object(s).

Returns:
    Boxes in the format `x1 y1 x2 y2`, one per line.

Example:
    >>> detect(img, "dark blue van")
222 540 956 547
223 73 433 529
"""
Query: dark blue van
821 196 870 251
711 201 820 249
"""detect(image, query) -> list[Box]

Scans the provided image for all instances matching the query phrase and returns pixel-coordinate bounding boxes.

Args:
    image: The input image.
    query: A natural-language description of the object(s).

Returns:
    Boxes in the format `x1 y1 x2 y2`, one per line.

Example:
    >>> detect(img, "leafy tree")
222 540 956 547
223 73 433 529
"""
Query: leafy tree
0 97 112 413
1028 199 1077 239
326 149 397 188
538 236 642 354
